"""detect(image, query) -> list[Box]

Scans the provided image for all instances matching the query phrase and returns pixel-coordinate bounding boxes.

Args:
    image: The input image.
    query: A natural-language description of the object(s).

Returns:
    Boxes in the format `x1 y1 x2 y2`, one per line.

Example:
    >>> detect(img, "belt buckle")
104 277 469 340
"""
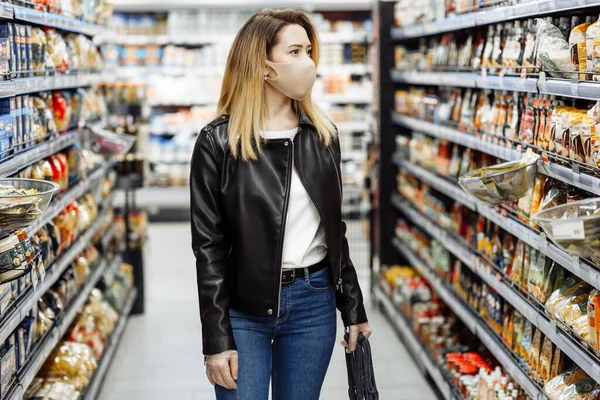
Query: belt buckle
282 269 296 285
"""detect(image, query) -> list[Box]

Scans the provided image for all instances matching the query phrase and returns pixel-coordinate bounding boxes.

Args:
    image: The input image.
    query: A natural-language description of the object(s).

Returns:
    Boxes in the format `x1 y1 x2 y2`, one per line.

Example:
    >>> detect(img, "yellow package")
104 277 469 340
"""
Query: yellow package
538 335 554 385
570 23 591 80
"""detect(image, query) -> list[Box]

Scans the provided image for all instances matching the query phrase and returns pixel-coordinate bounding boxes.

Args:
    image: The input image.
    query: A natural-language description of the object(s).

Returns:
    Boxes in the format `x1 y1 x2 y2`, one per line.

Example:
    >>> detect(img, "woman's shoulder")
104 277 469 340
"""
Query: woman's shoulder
198 114 230 153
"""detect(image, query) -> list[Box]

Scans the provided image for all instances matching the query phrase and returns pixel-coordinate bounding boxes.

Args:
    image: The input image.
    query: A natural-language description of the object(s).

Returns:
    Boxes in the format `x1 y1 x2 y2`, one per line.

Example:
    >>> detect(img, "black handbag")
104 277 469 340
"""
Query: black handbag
344 332 379 400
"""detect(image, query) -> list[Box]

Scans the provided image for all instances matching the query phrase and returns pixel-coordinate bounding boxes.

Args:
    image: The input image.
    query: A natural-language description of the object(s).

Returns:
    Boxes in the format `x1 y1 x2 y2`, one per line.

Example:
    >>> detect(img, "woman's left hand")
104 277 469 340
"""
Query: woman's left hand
341 322 372 352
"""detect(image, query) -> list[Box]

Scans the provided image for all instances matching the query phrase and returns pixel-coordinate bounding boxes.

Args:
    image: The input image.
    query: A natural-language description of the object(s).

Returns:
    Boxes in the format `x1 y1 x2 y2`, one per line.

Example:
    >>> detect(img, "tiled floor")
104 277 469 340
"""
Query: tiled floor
98 221 437 400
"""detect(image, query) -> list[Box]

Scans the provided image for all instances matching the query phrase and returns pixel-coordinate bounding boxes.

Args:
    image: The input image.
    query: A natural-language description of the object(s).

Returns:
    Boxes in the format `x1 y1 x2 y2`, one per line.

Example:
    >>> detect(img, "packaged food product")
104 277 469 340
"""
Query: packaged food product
569 22 591 80
586 17 600 82
547 276 589 314
521 246 532 290
529 328 542 378
550 346 565 381
570 114 593 162
45 29 70 72
588 290 600 349
29 28 46 76
536 18 576 78
544 366 589 399
521 320 533 361
529 175 547 228
528 251 546 301
522 19 538 70
52 91 71 133
510 240 525 286
539 335 554 384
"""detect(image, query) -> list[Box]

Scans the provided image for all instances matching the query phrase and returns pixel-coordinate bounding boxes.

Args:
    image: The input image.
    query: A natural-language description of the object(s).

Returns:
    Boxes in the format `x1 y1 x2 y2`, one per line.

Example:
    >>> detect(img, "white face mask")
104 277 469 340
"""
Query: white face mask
265 58 317 101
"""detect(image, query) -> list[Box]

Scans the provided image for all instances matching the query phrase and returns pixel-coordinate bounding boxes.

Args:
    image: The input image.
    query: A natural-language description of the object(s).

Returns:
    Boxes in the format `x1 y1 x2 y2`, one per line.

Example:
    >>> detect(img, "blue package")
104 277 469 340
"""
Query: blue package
21 95 30 150
0 344 15 390
24 26 31 78
0 114 12 160
13 96 21 152
16 25 27 78
20 316 33 355
14 331 23 370
7 24 16 80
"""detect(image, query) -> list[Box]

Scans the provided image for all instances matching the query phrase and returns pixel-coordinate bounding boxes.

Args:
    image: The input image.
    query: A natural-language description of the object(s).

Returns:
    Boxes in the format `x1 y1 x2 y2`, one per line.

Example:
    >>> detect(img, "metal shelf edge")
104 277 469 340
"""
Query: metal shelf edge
390 0 595 40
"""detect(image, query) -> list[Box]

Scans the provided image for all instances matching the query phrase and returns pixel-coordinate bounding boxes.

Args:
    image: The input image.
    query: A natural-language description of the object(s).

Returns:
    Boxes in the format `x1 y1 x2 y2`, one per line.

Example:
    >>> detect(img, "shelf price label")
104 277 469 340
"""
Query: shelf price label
552 220 585 240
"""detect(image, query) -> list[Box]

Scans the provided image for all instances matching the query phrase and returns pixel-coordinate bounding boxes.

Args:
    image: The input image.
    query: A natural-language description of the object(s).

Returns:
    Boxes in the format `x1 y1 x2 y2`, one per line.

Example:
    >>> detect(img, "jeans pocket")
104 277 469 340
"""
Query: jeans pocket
305 268 334 292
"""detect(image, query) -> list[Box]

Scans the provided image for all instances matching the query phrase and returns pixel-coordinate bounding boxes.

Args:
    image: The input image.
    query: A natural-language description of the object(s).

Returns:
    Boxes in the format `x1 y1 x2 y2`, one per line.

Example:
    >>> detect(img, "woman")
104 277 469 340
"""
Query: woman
190 8 370 400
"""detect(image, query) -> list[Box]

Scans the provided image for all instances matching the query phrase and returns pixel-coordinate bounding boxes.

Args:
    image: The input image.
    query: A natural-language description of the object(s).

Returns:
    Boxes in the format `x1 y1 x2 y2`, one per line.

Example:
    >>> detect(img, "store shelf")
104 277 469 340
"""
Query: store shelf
148 100 218 108
4 4 110 36
390 0 600 40
0 72 108 99
25 160 115 237
112 65 224 79
110 0 373 11
391 69 600 100
11 257 110 399
336 120 370 132
98 31 370 46
373 285 455 400
390 237 545 399
392 194 600 386
115 186 190 209
82 287 137 400
391 69 538 93
393 156 477 211
393 156 600 294
103 255 123 285
391 113 600 195
0 131 78 178
318 64 371 75
0 199 114 349
316 93 372 104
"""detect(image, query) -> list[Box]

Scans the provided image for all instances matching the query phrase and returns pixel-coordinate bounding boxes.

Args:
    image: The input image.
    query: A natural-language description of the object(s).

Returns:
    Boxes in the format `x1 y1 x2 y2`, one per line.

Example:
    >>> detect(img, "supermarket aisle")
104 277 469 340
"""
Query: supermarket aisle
98 222 436 400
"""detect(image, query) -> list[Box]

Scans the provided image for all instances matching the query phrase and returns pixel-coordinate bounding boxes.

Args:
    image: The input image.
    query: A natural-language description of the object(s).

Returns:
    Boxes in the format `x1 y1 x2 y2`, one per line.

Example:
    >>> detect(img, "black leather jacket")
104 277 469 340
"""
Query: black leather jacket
190 110 368 355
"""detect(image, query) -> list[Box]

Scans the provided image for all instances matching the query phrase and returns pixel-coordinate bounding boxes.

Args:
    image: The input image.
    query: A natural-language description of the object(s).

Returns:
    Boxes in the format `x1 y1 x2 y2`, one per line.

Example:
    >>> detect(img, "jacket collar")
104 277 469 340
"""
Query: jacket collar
298 107 316 129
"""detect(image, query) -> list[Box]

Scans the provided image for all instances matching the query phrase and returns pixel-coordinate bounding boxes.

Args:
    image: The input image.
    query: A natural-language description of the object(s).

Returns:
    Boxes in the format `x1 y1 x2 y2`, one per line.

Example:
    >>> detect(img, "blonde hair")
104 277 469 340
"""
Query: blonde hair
217 8 336 161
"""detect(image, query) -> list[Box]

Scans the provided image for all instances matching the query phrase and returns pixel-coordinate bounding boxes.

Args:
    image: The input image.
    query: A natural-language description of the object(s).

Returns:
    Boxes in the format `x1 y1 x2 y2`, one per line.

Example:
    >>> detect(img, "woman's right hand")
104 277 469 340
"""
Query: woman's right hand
206 350 238 390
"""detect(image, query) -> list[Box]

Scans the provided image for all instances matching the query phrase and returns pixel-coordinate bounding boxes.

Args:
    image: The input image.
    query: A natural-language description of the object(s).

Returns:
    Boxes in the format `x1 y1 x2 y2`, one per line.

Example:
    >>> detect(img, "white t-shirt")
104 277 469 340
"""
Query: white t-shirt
259 127 328 269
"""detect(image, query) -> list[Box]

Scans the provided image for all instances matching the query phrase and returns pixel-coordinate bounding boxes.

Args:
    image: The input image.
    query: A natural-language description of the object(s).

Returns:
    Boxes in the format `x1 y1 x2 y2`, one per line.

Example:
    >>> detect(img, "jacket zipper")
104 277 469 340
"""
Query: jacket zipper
326 146 344 292
276 139 293 316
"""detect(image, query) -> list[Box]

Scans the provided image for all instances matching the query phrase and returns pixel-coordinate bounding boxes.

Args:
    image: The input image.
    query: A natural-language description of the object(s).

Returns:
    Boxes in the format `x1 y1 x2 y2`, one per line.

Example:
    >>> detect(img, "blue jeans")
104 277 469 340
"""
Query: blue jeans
215 267 337 400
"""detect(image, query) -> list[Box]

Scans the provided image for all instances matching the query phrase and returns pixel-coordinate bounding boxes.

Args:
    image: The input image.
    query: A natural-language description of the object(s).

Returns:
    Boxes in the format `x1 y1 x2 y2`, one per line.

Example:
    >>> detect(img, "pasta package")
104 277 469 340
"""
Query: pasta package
570 113 593 162
570 22 591 80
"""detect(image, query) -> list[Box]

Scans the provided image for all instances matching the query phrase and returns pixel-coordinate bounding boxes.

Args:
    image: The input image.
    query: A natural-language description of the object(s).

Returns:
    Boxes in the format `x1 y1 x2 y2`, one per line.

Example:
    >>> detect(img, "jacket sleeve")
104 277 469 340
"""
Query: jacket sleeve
332 137 369 327
190 127 236 355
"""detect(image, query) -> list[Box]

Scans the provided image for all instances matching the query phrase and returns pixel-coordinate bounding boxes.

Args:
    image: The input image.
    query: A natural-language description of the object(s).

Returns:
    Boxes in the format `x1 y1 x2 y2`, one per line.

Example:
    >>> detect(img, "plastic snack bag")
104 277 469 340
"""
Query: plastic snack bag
586 17 600 82
536 18 577 78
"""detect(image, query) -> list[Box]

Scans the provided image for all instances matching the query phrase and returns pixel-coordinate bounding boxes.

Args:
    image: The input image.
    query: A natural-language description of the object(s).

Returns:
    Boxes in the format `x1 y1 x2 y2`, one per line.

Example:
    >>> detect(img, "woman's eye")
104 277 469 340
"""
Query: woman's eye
291 50 299 55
